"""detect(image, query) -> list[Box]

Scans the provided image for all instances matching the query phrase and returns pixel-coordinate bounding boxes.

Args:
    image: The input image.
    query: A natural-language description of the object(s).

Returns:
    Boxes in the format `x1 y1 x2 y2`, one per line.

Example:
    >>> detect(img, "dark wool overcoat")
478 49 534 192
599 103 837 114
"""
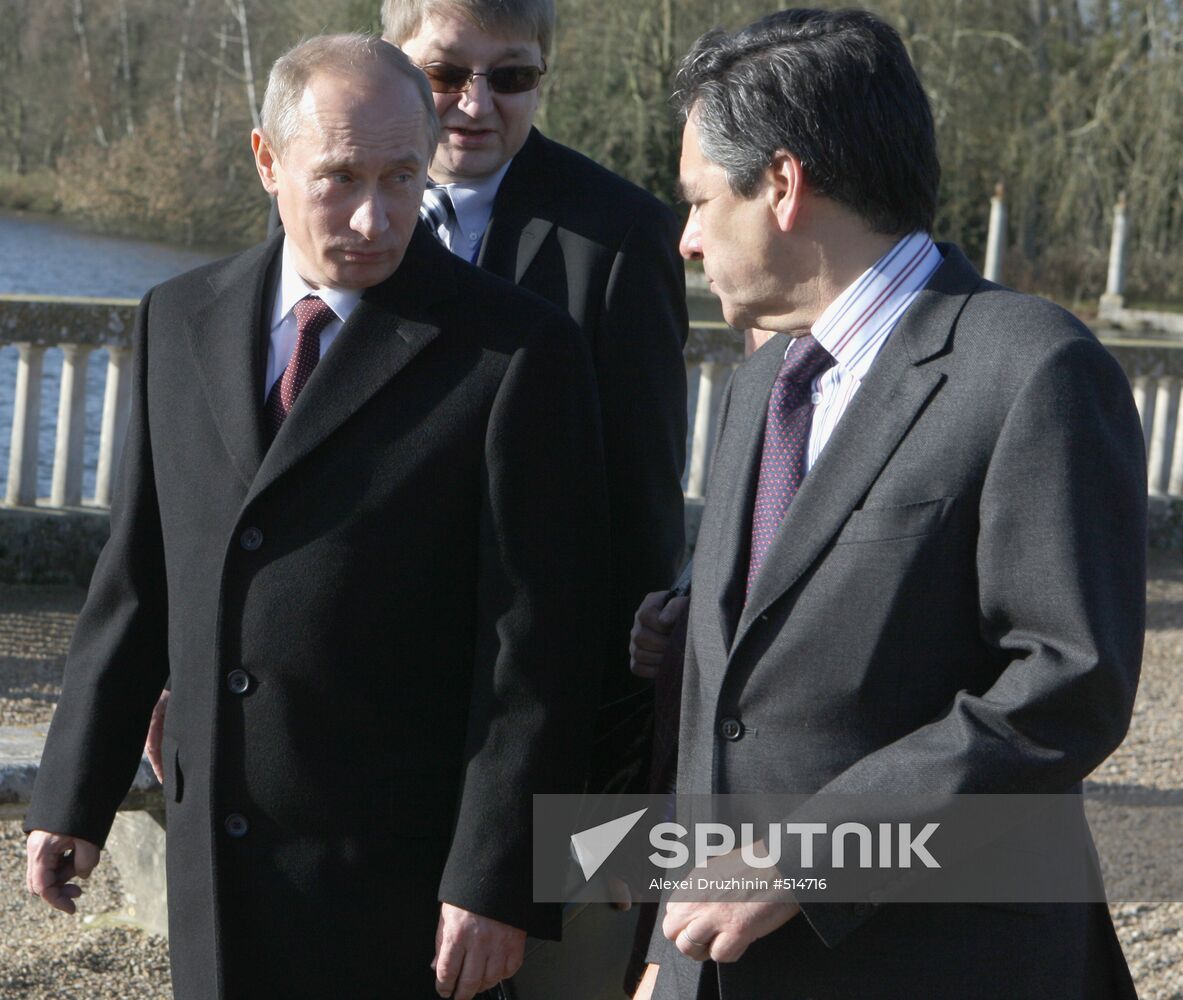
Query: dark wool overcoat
26 227 612 999
480 128 690 791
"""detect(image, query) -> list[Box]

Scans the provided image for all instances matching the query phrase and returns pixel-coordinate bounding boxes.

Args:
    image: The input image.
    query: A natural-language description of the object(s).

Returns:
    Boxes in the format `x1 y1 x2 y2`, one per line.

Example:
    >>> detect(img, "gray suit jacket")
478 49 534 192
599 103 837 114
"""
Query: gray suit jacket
653 245 1144 999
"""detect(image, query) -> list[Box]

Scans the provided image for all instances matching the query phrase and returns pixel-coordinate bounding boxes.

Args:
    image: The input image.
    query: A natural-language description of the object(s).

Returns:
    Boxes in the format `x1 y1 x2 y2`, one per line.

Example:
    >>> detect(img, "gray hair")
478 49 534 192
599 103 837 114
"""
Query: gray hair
674 9 940 236
260 34 440 158
381 0 555 60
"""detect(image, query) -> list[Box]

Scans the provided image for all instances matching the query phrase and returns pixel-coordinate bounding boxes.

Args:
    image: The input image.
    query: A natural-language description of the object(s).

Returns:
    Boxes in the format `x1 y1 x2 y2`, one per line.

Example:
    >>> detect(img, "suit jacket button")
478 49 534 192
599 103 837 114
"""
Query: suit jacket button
224 813 249 838
719 718 744 741
240 527 263 551
226 670 251 695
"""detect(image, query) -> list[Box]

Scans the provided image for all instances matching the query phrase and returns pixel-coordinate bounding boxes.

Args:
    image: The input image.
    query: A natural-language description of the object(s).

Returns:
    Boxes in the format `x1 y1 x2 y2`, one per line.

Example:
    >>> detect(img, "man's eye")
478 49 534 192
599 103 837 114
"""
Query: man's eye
330 173 352 184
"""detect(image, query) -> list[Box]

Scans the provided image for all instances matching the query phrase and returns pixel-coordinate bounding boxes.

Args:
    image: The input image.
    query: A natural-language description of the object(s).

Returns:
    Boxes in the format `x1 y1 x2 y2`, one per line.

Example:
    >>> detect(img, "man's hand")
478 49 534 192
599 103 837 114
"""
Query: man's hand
661 846 800 963
432 902 526 999
630 592 689 678
25 831 102 915
663 897 799 964
144 688 170 784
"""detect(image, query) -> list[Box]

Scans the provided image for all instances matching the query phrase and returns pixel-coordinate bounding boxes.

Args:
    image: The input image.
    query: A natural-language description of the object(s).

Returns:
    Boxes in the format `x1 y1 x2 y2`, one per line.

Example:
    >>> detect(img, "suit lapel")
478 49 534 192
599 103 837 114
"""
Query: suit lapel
728 246 980 656
243 229 451 507
478 128 555 284
183 235 280 488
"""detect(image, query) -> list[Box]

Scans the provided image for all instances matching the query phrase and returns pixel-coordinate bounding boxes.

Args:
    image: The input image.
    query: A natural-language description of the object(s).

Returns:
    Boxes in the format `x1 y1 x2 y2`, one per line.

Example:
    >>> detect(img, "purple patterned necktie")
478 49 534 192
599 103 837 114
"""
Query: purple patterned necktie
265 294 334 436
746 334 836 598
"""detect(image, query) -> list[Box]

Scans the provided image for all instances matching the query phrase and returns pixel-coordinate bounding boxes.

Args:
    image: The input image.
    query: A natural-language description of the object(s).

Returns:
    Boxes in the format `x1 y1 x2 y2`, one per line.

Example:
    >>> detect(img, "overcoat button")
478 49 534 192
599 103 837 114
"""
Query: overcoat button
240 527 263 551
226 670 251 695
225 813 249 838
720 718 744 741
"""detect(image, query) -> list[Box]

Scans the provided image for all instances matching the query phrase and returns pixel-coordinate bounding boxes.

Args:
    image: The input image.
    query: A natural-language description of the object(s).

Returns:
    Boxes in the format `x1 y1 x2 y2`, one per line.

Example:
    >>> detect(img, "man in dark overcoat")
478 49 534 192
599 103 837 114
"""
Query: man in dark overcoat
25 34 609 1000
635 9 1145 1000
385 0 689 794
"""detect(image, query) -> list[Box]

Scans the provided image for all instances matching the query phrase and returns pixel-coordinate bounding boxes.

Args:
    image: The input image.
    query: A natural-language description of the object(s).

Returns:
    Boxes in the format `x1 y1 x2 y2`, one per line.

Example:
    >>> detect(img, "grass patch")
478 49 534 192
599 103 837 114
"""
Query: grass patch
0 171 60 215
1124 300 1183 315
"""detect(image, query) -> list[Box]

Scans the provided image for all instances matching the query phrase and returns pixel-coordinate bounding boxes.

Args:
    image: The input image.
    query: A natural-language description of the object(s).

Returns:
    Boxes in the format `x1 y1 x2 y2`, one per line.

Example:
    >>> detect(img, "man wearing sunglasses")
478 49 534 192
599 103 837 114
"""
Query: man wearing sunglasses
384 0 690 805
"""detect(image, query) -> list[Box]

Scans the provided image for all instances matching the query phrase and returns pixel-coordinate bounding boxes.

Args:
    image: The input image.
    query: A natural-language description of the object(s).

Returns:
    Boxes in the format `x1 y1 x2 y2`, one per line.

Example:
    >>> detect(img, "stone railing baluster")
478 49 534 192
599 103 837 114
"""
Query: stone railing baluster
686 361 733 499
1148 377 1179 496
5 343 46 507
1132 376 1156 457
49 345 94 508
95 347 132 507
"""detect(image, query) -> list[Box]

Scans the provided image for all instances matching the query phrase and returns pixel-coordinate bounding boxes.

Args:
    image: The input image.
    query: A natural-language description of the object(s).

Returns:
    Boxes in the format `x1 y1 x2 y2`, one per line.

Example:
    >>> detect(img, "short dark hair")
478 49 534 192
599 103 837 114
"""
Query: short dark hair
674 8 940 236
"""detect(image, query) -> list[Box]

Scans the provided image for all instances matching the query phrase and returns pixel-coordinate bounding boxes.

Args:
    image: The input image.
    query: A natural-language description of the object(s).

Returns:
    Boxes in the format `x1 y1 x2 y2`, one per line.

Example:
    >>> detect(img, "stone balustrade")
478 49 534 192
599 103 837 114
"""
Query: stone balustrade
0 294 1180 520
0 294 136 509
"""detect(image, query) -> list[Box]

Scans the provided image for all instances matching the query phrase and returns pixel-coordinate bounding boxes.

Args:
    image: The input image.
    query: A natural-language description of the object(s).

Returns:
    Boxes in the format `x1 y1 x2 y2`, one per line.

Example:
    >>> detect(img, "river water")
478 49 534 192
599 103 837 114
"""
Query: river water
0 212 223 500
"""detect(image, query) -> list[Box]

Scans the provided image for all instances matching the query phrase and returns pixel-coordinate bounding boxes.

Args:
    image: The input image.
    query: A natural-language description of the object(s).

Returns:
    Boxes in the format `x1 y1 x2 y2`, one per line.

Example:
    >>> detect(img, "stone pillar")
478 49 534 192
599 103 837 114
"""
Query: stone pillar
686 362 732 499
1132 376 1156 456
984 182 1006 284
1169 397 1183 498
1147 377 1178 496
50 345 93 508
1100 192 1128 315
5 343 46 507
95 347 132 508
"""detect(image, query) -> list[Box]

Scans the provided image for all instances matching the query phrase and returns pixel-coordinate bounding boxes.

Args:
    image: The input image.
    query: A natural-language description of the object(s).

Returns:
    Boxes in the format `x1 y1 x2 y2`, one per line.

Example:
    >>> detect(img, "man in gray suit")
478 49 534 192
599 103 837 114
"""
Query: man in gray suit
635 9 1145 999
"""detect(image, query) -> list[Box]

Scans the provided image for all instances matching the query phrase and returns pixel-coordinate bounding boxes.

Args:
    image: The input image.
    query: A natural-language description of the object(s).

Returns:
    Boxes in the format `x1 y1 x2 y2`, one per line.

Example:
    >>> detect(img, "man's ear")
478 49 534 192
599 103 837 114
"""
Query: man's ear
252 129 280 196
767 151 806 232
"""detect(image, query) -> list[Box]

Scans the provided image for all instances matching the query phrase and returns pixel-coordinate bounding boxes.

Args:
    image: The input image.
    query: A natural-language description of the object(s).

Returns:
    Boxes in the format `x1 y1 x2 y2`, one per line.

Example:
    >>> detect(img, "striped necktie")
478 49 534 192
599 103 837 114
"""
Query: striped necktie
419 185 455 249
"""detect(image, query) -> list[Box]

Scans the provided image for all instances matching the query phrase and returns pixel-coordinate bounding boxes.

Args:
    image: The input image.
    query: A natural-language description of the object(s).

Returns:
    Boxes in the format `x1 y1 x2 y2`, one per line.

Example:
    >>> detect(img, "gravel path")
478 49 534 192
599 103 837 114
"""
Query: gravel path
0 583 170 998
1 559 1181 998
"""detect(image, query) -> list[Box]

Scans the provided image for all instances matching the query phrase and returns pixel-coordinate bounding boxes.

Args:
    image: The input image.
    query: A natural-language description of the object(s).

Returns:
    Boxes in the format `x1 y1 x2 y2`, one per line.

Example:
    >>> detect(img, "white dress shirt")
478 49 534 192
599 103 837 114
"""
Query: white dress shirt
264 237 363 402
430 161 511 262
803 230 944 469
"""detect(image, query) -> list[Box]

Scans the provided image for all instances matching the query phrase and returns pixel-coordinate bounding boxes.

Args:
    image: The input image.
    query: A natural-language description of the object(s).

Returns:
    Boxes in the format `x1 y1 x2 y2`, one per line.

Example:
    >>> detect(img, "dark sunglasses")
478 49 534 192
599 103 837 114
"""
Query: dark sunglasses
419 60 546 95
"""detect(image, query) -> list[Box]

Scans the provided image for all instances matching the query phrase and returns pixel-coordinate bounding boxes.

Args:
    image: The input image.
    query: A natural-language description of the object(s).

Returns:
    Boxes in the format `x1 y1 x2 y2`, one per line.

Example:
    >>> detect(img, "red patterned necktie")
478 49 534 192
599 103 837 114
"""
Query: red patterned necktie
746 334 836 598
265 294 334 436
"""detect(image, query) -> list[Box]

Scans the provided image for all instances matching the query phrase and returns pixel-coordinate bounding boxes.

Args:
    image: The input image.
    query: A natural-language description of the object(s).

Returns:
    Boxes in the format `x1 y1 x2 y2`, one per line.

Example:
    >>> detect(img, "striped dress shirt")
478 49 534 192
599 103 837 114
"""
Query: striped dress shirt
803 230 943 470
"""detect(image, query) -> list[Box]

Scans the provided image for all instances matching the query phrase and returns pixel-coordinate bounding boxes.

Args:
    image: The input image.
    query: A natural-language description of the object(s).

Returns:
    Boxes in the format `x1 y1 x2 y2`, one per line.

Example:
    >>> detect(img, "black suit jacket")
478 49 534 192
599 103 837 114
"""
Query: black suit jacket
479 129 689 791
25 229 612 1000
652 246 1144 999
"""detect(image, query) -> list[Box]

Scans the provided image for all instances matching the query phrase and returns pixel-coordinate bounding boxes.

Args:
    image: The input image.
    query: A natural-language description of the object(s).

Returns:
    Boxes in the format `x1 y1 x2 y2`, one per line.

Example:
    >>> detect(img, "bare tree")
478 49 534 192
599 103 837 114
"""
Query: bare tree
173 0 199 133
228 0 261 131
72 0 109 147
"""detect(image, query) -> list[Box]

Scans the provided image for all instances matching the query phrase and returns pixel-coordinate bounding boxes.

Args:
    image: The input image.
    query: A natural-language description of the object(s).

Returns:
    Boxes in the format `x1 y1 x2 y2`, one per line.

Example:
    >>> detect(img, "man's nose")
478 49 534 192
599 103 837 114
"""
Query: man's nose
457 74 495 117
351 191 391 240
680 207 703 261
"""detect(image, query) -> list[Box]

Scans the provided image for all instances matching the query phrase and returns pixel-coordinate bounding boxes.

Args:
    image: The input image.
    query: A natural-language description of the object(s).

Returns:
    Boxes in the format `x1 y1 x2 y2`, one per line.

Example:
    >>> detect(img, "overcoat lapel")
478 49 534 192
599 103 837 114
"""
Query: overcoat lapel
183 234 281 489
477 128 554 284
725 246 980 658
244 230 452 507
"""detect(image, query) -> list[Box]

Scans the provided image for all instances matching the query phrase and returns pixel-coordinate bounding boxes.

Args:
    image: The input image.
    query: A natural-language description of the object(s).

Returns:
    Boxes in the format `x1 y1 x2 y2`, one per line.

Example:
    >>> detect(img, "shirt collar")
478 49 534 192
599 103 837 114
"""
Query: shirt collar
433 161 512 247
810 231 943 383
271 236 364 332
